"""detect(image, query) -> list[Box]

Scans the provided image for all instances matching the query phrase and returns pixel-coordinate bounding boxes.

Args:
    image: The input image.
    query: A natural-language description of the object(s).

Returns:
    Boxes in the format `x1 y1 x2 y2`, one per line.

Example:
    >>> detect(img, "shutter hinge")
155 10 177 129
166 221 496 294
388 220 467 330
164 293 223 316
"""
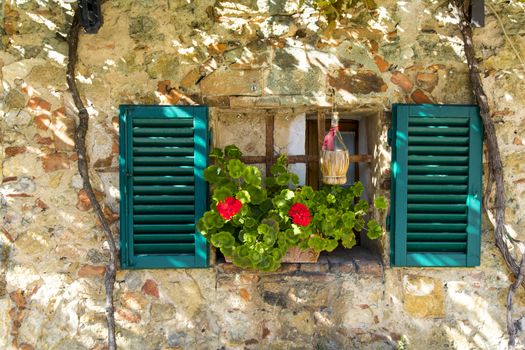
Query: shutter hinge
387 128 393 146
386 214 391 231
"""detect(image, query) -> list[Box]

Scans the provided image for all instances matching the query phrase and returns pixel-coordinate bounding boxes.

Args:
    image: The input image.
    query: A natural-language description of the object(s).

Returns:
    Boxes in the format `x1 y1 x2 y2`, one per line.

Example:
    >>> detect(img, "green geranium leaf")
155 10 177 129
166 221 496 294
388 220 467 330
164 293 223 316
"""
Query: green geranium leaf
243 166 262 187
351 182 364 197
355 218 365 231
265 177 276 187
276 173 290 186
257 255 278 272
210 231 236 248
290 173 299 186
220 246 233 258
242 230 258 244
367 220 383 239
263 230 277 246
270 164 286 176
227 159 245 179
244 217 257 229
247 186 267 205
257 223 271 236
261 218 279 233
272 189 294 210
325 239 338 252
300 186 315 200
308 236 326 252
212 186 233 202
204 165 223 183
249 250 263 264
232 246 252 268
326 193 336 204
322 220 336 233
374 196 388 210
354 199 369 214
281 189 295 200
209 148 224 160
224 145 242 159
201 211 224 230
236 190 251 204
196 219 208 236
342 232 357 249
341 212 356 229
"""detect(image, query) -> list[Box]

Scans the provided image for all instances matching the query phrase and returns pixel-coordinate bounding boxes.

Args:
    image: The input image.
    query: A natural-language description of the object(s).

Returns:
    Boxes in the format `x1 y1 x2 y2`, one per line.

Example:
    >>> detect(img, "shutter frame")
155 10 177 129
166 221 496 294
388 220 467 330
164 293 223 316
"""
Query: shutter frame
390 104 483 267
119 105 209 269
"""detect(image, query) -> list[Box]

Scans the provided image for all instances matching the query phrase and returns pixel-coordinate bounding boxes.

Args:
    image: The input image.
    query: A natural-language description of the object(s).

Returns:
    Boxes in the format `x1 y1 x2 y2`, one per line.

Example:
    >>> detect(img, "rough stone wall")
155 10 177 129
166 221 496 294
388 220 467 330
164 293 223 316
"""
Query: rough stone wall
1 0 525 349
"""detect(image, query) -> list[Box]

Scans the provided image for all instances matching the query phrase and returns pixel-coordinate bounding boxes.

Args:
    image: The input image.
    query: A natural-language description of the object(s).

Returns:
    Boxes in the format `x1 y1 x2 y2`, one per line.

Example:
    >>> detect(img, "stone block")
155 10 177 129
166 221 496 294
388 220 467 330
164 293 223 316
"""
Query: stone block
262 290 287 308
299 263 329 273
116 308 141 323
27 96 51 112
77 265 106 278
5 89 26 109
266 66 324 96
329 70 387 95
390 71 413 92
141 279 159 298
411 89 434 104
5 146 26 157
374 55 390 72
41 153 70 172
200 68 261 96
416 72 438 92
229 96 257 108
403 275 445 318
213 111 266 156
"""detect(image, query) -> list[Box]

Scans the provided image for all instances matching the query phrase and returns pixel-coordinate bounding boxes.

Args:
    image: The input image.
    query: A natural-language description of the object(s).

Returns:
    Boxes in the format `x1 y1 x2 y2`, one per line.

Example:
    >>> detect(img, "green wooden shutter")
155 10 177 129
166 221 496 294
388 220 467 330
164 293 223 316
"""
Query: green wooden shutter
119 105 209 269
390 104 482 267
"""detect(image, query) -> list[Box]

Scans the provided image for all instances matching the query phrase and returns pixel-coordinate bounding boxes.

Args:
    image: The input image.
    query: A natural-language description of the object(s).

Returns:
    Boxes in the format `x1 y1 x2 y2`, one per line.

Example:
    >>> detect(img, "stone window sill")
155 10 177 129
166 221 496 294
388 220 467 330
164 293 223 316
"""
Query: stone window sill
215 247 383 277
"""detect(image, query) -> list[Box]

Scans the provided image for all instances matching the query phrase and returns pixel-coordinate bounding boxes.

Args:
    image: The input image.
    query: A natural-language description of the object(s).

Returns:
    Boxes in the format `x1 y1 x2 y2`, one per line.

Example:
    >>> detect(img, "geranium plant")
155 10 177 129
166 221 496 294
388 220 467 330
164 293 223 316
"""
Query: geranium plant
197 145 387 271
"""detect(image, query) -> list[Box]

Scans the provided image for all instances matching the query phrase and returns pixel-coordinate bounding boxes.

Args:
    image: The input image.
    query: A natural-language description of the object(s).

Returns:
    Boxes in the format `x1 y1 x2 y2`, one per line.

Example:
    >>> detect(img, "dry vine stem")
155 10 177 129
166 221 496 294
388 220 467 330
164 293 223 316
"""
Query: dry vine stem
451 0 524 348
66 10 118 350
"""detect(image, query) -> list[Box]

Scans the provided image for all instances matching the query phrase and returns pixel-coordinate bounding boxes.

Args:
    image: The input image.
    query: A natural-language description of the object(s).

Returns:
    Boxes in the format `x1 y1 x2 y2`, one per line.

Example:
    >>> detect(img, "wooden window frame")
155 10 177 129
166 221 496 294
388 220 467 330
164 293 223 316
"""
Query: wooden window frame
239 111 372 176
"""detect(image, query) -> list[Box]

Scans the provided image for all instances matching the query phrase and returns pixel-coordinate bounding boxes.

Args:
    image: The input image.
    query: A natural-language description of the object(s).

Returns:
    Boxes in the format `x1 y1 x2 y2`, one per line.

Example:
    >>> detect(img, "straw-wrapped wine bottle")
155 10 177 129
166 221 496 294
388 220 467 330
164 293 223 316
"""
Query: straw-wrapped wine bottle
320 112 350 185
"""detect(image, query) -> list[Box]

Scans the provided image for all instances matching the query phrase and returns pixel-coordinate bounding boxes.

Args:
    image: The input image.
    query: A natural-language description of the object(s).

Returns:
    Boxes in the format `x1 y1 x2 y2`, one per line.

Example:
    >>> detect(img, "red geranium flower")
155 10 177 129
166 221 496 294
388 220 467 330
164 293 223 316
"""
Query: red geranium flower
217 197 242 220
289 203 312 227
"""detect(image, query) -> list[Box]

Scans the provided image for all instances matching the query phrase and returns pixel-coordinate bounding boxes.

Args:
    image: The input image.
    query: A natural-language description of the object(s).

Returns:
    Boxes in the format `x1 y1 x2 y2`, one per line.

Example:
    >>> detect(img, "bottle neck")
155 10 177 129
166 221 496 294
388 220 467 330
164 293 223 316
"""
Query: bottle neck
330 112 339 128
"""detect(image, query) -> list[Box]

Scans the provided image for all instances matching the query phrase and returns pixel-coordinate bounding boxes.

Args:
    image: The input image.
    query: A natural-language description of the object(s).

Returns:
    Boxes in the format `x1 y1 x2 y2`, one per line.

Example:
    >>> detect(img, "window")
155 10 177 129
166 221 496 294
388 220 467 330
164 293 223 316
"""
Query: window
119 105 209 269
390 104 482 267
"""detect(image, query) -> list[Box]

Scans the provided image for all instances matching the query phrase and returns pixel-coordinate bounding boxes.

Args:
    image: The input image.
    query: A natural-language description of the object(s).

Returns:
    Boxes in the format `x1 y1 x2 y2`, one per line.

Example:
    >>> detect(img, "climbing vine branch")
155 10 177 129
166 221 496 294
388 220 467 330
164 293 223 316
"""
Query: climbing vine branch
450 0 524 348
66 9 118 350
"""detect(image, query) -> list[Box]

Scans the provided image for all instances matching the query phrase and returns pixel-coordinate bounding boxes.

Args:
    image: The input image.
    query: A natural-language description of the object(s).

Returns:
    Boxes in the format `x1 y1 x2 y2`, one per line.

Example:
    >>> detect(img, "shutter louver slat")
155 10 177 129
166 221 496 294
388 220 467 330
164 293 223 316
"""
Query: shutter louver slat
133 166 193 176
408 146 469 155
133 176 195 185
120 105 209 269
133 224 195 233
133 127 194 137
133 205 195 214
133 157 194 166
391 104 482 267
133 195 195 204
133 137 195 147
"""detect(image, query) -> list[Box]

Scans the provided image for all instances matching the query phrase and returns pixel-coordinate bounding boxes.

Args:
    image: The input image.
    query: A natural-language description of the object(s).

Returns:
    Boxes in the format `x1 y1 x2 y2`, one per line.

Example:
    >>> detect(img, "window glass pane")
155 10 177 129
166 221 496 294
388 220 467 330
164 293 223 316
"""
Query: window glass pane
289 163 306 186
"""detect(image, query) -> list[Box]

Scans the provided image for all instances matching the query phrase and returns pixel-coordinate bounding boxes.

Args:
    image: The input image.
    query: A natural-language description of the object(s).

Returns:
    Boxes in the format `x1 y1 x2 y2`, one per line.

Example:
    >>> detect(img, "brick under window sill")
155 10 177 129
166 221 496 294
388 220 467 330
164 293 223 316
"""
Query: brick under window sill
215 247 383 278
